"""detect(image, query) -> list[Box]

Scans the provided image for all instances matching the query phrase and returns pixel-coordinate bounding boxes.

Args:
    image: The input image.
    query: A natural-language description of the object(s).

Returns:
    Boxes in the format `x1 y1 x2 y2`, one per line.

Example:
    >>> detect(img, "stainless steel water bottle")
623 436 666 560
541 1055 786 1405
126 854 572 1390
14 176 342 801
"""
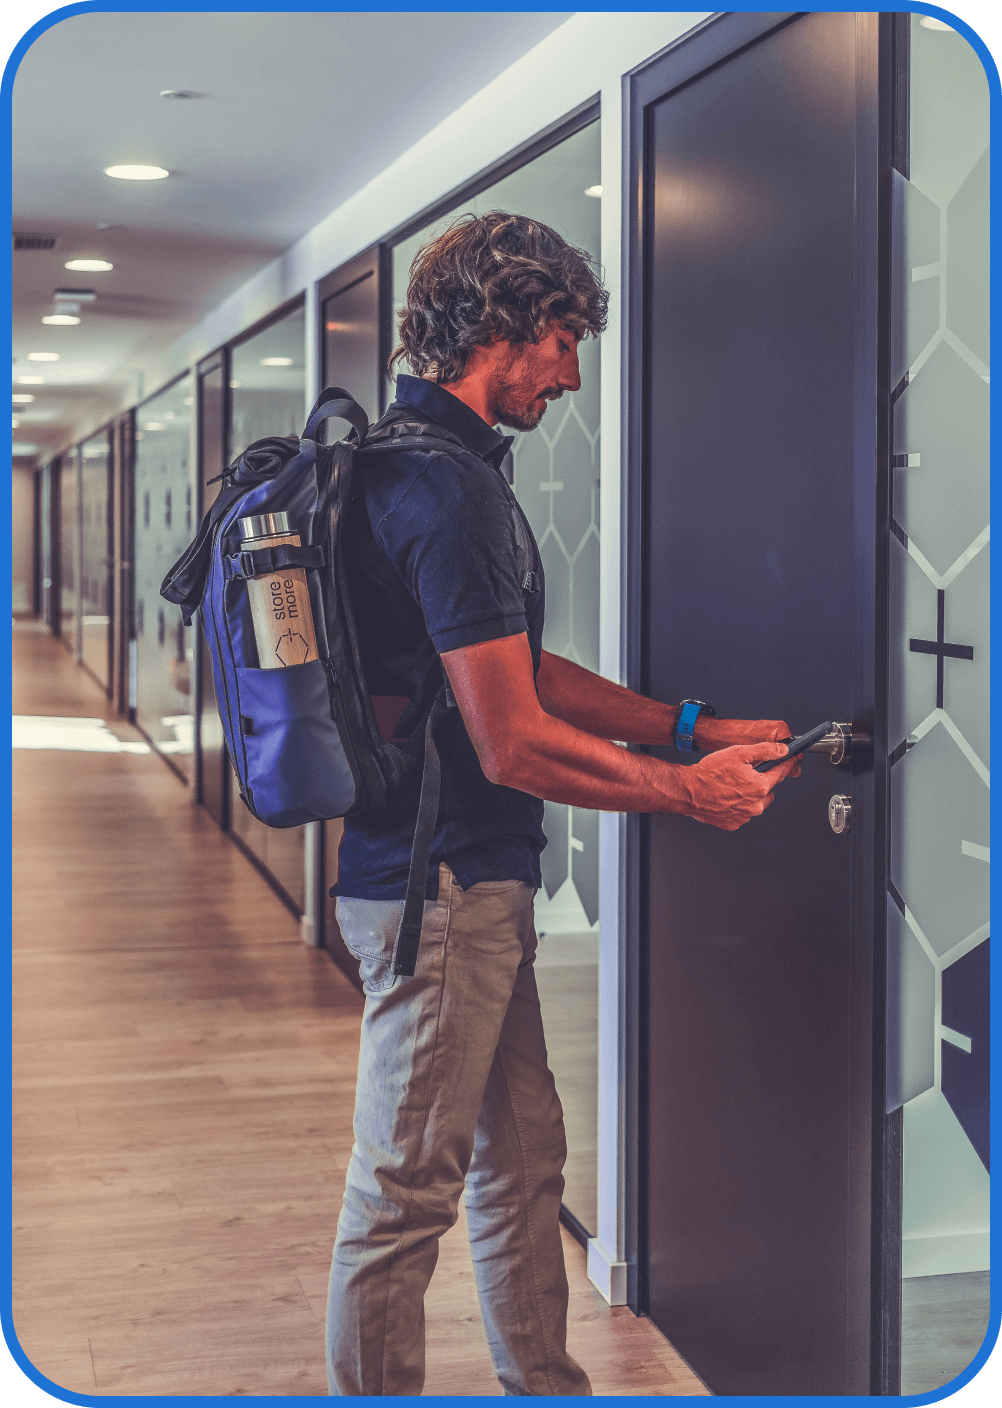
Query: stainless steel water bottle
238 511 319 669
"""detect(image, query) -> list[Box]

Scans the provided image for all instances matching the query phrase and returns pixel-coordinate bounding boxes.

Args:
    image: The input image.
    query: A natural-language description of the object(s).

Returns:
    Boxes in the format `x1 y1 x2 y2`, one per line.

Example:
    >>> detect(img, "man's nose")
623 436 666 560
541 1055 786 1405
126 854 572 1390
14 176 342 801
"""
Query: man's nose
559 352 582 392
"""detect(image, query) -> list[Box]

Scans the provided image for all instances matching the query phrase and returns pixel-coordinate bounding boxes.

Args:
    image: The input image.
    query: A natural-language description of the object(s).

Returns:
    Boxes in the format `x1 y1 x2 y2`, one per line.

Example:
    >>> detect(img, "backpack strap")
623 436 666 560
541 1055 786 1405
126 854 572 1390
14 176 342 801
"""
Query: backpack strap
224 543 325 581
391 693 449 977
304 387 369 444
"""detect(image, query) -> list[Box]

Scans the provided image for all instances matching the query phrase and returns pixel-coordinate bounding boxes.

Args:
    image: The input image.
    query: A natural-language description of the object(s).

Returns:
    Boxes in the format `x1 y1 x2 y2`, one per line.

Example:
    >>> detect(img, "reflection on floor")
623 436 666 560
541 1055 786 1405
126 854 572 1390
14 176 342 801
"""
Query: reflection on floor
536 931 598 1235
11 623 703 1396
901 1271 991 1395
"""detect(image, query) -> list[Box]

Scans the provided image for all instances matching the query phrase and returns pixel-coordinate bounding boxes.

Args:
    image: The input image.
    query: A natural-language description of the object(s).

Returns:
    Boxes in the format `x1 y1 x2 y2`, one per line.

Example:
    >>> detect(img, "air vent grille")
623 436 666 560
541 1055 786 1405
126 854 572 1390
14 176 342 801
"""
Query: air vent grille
13 233 61 252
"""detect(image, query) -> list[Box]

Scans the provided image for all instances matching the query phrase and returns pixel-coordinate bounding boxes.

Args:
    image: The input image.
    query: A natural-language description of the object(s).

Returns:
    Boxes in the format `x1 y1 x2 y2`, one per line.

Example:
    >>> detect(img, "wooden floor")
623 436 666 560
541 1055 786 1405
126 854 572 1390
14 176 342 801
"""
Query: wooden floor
11 623 707 1397
901 1271 992 1396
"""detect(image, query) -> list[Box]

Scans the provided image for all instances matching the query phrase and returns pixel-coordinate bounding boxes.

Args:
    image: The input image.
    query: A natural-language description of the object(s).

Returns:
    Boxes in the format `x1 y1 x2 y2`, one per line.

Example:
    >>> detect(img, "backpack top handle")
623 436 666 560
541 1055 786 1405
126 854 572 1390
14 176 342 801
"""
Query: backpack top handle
304 387 369 445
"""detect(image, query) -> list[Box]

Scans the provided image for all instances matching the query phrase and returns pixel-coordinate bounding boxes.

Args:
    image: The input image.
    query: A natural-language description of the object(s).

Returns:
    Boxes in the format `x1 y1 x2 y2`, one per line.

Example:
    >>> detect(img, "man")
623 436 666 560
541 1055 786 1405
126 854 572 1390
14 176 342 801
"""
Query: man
326 212 799 1396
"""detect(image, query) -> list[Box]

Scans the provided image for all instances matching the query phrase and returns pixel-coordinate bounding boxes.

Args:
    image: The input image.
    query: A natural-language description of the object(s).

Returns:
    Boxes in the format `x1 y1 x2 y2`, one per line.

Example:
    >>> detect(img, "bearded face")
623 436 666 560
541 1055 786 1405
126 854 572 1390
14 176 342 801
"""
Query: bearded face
490 339 568 433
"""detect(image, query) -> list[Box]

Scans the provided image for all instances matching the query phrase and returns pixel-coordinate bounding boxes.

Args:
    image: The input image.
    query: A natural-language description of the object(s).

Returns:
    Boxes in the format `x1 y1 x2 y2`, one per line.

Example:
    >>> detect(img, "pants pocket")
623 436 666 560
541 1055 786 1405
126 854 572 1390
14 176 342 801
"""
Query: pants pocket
335 897 402 994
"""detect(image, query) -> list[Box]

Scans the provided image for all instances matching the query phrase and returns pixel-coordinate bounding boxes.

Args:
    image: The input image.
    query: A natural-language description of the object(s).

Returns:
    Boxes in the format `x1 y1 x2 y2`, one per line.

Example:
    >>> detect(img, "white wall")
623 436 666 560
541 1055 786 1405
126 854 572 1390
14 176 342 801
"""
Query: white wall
11 469 35 614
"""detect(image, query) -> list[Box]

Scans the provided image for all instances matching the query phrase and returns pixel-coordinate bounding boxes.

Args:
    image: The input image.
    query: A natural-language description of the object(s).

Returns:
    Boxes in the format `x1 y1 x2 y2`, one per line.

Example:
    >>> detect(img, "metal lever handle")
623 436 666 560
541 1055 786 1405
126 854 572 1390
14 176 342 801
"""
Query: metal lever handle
806 722 851 765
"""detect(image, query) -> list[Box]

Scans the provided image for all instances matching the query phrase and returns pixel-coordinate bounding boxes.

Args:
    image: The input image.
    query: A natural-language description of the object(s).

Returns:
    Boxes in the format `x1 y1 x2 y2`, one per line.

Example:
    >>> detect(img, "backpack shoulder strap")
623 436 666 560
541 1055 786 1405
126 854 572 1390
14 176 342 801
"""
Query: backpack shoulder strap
304 386 369 445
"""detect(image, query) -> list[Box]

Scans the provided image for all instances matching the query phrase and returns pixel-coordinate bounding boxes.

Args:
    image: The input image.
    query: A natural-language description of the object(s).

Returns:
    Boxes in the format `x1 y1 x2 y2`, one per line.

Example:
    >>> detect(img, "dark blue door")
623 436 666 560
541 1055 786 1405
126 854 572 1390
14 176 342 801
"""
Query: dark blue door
630 12 883 1395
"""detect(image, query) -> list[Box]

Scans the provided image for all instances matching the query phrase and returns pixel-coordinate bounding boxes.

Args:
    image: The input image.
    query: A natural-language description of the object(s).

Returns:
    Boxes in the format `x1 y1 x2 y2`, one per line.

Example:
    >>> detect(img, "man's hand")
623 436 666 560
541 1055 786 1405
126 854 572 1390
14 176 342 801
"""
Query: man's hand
683 742 801 830
442 633 800 830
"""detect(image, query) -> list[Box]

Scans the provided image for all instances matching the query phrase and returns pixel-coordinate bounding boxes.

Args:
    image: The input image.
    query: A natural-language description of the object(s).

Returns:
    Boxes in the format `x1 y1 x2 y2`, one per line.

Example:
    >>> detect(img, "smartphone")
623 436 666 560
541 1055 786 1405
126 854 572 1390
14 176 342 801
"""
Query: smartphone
753 720 834 773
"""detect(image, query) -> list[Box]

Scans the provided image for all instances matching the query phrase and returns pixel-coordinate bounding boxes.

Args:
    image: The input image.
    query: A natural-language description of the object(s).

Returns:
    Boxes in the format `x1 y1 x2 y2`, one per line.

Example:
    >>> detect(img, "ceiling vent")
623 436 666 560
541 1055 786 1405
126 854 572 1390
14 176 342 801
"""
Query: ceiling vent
13 232 61 252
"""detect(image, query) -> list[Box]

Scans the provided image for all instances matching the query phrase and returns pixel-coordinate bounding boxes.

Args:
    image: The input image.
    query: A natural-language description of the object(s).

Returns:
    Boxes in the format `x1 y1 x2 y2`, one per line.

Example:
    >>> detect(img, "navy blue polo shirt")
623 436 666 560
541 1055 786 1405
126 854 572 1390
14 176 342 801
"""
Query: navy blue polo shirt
334 375 547 901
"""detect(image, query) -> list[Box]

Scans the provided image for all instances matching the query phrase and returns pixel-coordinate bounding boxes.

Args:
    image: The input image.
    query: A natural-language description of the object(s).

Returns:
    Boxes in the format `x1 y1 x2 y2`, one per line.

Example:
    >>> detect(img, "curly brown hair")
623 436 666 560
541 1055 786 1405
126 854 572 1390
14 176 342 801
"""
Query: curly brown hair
390 210 608 383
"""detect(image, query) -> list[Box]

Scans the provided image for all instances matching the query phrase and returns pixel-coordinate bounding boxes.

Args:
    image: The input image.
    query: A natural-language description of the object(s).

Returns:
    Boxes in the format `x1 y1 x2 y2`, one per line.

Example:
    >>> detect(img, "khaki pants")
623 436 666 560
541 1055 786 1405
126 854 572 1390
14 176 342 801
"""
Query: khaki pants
326 864 591 1397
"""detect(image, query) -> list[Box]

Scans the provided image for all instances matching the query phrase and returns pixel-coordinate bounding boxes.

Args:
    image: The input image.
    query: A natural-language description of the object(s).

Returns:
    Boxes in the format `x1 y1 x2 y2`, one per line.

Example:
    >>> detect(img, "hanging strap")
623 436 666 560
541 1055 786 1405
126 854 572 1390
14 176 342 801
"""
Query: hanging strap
303 386 369 445
224 543 325 581
391 695 448 977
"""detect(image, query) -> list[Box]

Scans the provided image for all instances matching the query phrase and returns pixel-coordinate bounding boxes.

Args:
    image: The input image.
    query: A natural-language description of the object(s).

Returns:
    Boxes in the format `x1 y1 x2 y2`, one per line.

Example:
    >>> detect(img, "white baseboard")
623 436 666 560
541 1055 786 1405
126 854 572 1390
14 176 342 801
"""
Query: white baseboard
300 915 320 947
587 1237 628 1306
903 1230 990 1278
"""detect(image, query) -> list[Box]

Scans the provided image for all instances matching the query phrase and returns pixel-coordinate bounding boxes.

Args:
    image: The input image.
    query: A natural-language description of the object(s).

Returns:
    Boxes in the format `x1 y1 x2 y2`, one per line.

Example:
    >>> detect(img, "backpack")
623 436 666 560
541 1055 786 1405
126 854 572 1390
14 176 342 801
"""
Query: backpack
160 386 467 977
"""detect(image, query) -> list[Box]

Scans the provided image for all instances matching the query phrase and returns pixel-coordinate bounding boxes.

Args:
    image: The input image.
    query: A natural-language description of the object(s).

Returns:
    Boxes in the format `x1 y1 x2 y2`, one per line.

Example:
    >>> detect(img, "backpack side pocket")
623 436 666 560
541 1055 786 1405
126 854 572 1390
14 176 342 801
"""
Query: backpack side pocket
234 659 356 826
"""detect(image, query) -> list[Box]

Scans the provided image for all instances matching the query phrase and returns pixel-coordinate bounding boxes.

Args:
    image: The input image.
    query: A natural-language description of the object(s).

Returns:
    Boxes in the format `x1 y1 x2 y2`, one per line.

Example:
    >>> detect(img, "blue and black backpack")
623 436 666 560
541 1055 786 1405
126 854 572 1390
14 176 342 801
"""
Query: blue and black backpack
160 387 465 976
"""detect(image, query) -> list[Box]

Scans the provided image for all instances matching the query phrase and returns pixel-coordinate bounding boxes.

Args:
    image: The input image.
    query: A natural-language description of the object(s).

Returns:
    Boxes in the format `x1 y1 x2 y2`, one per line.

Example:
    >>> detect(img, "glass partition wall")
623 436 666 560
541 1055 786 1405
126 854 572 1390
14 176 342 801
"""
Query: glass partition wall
888 15 990 1394
390 118 602 1234
79 427 113 692
40 461 56 630
58 451 80 653
225 300 308 911
196 355 229 830
132 374 195 777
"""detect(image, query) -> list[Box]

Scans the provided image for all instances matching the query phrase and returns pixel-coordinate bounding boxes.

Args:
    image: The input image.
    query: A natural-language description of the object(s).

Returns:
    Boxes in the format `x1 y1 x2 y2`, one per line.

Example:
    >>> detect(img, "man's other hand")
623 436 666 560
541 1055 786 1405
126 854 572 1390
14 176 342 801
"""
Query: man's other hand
684 741 801 831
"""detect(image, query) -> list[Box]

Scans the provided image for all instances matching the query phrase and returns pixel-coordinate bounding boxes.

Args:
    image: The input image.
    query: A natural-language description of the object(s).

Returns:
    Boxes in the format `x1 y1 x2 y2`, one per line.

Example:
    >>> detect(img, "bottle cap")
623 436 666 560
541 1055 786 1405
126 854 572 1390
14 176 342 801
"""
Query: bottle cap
239 511 291 540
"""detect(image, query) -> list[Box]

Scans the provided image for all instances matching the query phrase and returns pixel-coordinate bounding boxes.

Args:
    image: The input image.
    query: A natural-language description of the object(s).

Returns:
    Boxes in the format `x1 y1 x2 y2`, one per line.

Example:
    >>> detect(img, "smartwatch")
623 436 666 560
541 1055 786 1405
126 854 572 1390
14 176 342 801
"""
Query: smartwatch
674 699 717 752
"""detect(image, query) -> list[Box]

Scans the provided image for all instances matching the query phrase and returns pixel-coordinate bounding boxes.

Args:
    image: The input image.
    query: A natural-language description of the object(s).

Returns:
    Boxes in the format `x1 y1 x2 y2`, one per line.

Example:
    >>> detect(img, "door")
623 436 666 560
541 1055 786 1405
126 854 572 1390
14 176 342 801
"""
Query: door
629 12 883 1395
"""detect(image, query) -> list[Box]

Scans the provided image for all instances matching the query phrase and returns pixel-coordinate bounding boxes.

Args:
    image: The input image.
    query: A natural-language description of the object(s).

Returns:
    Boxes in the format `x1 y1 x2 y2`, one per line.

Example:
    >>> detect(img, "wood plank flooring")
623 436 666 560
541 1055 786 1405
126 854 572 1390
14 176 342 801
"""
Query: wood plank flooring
11 623 707 1397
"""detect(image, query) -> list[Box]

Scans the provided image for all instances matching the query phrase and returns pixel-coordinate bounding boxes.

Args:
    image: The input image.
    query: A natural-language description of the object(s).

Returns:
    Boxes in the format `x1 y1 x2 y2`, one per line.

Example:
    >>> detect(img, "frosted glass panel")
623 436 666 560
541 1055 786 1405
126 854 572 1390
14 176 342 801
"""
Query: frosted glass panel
392 121 601 1234
80 430 112 691
227 303 308 909
230 304 306 460
891 18 989 1392
133 375 195 778
59 454 79 652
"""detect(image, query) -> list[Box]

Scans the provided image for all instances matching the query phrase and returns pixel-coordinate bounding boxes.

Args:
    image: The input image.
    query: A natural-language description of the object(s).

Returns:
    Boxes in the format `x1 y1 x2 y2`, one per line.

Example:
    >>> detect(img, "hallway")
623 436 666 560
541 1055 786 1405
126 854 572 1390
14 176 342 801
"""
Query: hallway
10 623 705 1397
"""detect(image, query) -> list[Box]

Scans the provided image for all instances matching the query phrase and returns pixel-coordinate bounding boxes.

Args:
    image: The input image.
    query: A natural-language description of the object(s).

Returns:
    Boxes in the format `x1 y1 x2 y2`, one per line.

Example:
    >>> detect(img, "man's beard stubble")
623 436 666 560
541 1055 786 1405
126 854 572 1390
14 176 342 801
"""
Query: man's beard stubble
491 345 563 433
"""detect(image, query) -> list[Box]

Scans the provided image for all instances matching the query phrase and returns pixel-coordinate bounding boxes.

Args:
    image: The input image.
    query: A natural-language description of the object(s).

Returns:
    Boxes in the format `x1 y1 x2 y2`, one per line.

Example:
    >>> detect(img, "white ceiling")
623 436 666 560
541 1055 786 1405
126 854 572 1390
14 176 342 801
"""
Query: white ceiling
11 11 572 465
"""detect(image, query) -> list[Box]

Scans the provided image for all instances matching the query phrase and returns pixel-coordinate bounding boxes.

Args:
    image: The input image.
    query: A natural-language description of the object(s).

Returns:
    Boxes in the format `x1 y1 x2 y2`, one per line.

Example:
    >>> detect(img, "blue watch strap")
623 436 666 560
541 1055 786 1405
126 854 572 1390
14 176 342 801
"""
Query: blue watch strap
676 701 702 752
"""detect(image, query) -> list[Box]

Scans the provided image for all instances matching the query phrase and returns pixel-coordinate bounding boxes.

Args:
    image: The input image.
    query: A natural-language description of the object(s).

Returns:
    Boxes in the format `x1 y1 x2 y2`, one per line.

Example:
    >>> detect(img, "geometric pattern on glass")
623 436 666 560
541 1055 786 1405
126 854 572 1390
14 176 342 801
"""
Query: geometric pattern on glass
886 893 936 1110
890 721 989 959
889 22 989 1229
132 374 195 777
80 430 111 689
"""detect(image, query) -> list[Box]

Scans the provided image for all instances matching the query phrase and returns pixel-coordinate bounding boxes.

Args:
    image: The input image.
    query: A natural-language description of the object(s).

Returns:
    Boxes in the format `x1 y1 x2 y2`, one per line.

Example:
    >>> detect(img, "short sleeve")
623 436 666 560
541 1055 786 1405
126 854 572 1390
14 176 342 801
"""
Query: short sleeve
372 453 527 654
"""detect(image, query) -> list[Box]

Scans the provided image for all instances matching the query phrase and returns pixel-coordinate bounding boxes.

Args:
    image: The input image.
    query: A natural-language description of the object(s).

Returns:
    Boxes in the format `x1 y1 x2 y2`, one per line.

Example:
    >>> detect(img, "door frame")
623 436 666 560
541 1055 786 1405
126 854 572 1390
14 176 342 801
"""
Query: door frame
622 10 894 1390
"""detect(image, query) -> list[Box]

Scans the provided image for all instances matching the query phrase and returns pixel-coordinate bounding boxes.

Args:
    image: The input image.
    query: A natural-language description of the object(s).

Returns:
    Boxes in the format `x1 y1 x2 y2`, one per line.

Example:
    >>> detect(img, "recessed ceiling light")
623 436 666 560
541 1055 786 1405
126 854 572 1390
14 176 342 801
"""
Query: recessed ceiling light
142 421 165 431
584 185 603 198
229 379 241 389
65 259 113 273
42 314 81 326
12 442 38 456
183 397 194 406
260 356 293 367
104 164 169 181
919 17 954 31
17 376 45 385
27 352 60 362
12 393 35 403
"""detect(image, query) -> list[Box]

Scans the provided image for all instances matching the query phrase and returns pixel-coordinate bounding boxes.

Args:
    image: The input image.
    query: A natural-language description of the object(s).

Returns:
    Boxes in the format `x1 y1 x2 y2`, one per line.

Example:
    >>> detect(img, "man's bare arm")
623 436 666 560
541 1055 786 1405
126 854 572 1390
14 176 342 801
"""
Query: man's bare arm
536 648 791 752
442 634 799 831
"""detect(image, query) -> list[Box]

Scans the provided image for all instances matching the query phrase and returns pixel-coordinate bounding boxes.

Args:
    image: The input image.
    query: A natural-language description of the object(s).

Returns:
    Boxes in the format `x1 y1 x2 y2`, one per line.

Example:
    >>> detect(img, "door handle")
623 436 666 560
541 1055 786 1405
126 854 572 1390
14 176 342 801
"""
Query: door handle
805 722 851 766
